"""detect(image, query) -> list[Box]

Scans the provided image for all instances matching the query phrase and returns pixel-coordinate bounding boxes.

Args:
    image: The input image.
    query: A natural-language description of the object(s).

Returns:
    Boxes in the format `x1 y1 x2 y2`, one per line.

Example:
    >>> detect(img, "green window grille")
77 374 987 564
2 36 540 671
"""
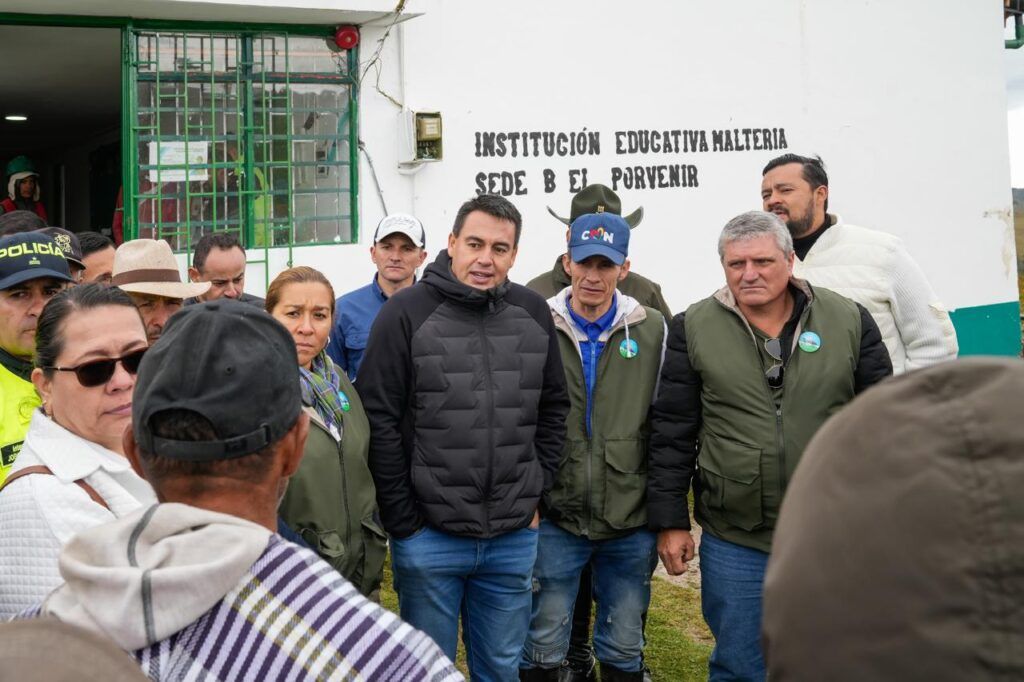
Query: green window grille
124 29 358 251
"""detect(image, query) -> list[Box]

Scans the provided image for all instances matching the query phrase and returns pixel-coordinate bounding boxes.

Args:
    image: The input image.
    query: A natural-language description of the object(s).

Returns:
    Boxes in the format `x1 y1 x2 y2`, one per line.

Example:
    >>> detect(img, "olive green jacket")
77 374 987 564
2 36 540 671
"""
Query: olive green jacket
544 289 667 539
686 282 863 552
526 256 673 320
279 384 387 597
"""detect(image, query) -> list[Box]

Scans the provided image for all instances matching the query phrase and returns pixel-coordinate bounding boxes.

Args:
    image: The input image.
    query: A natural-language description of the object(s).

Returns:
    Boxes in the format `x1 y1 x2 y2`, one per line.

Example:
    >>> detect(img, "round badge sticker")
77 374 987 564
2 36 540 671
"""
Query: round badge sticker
338 391 352 412
798 331 822 353
619 338 639 359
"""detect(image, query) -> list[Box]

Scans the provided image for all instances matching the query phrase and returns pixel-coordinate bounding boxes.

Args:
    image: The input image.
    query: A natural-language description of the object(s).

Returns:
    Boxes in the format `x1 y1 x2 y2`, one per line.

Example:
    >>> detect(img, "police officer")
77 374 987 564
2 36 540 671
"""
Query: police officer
0 232 73 483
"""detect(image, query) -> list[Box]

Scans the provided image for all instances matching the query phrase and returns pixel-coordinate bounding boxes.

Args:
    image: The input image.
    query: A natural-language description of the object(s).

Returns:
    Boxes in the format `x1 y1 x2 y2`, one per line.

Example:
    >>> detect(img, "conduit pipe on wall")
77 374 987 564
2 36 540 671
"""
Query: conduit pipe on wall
1008 14 1024 49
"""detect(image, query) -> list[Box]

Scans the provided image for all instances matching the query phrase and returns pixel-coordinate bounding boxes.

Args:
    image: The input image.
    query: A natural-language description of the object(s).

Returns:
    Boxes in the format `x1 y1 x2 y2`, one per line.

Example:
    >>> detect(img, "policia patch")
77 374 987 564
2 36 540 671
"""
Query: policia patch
0 240 67 261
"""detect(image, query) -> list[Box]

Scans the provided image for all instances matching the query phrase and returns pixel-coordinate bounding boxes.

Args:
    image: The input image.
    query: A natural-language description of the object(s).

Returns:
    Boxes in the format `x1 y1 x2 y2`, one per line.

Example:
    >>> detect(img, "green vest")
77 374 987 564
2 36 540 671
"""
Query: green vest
0 364 39 486
545 298 666 539
278 373 386 597
685 284 861 552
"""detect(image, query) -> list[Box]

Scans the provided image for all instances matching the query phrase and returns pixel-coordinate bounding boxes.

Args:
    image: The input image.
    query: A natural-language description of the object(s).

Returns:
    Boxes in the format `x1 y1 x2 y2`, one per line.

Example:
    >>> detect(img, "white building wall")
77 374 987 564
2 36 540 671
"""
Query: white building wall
230 1 1012 317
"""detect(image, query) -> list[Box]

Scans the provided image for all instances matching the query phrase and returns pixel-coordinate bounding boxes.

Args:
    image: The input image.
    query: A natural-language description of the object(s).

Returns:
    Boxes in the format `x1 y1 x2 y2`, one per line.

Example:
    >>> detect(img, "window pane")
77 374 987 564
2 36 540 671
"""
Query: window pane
253 80 352 245
253 34 349 75
132 30 354 249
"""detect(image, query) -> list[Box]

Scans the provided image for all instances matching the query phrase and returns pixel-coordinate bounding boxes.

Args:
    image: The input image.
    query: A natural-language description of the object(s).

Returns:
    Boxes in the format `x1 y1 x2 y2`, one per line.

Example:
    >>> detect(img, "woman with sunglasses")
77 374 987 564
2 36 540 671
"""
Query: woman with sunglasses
0 284 157 619
267 266 387 600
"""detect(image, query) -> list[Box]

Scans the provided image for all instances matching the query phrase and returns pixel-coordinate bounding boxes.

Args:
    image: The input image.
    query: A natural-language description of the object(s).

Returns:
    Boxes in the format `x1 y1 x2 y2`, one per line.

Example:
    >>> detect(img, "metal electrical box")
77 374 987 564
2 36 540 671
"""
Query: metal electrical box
398 110 443 164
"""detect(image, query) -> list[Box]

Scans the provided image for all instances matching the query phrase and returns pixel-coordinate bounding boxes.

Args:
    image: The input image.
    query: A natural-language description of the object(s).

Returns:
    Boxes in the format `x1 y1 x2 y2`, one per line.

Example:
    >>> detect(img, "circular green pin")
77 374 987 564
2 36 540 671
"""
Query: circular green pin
798 331 821 353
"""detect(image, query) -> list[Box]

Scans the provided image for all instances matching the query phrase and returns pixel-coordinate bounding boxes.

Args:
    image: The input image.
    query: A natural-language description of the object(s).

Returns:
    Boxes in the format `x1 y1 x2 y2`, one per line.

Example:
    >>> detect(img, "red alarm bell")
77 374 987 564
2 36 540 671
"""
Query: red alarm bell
334 26 360 50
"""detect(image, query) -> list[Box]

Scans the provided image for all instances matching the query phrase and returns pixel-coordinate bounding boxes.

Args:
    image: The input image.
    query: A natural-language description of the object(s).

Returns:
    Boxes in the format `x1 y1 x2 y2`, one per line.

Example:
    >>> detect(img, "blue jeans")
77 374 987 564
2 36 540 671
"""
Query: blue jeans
521 520 657 673
390 524 538 682
699 532 769 682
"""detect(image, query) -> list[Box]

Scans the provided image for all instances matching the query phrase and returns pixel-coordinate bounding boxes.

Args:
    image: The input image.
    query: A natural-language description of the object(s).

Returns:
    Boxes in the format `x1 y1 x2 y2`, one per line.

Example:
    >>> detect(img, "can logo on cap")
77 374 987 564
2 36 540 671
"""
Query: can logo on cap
580 226 615 243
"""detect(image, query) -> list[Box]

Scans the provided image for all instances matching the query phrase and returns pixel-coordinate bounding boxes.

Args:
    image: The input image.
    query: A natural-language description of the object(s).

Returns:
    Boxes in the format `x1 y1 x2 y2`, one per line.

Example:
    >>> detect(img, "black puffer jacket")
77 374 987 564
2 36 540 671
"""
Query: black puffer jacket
359 251 570 539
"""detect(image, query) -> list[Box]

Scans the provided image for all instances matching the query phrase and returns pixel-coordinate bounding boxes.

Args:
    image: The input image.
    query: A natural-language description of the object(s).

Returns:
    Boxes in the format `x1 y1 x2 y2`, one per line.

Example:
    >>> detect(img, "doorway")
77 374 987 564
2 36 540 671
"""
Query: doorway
0 25 121 234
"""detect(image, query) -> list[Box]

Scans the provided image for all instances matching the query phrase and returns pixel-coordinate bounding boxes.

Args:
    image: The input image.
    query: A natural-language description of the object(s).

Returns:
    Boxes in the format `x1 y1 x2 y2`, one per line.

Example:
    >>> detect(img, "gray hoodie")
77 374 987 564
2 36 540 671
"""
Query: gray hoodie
41 503 271 651
763 357 1024 681
34 503 464 681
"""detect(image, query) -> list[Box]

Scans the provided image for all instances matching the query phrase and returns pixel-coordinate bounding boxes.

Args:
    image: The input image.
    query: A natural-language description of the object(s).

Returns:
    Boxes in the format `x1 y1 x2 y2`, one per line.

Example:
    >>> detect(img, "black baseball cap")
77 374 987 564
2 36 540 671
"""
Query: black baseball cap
132 299 302 461
38 227 85 269
0 232 73 291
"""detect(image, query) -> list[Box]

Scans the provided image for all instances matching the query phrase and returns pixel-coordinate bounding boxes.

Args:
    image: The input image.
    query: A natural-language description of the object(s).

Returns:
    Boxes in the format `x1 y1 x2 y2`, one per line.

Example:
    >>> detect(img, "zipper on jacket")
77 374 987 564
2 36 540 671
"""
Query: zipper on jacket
336 423 353 559
479 314 496 536
778 302 813 494
553 316 592 536
752 337 785 501
718 291 813 499
774 408 784 503
720 302 793 509
582 342 598 537
553 304 641 537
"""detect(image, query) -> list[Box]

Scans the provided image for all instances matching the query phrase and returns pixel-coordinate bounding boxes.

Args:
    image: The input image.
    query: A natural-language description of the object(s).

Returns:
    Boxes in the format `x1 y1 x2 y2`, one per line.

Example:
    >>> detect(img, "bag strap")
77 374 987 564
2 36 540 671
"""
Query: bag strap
0 465 111 511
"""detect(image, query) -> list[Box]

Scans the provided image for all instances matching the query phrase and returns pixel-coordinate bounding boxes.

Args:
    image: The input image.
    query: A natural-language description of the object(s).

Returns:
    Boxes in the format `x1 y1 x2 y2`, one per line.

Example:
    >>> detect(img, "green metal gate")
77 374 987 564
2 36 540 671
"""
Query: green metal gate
123 26 359 272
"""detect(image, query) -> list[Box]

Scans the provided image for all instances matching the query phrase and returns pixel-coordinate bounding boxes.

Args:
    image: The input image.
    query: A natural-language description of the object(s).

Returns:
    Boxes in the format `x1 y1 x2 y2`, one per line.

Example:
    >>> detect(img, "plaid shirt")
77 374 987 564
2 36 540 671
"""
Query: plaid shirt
27 536 462 681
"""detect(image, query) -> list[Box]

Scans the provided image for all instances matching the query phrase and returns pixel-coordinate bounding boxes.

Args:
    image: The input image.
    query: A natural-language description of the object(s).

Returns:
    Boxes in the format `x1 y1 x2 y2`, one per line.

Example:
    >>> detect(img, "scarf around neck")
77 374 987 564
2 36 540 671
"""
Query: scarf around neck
298 350 347 436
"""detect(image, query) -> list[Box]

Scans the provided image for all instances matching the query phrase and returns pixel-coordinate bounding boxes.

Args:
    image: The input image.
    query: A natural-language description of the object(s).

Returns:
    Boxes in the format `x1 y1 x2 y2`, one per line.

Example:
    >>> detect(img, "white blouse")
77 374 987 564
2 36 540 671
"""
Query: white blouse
0 410 156 619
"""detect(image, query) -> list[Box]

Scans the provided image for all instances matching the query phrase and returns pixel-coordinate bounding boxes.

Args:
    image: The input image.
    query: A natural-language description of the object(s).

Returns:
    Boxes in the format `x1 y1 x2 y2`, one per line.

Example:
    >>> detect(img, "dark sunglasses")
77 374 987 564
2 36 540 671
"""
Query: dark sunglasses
45 348 147 388
764 337 784 389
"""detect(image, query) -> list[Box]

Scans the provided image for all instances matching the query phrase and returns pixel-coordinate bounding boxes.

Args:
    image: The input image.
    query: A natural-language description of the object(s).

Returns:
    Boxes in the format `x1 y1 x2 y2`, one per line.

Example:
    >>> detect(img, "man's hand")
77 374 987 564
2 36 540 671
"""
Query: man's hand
657 528 695 576
529 510 541 529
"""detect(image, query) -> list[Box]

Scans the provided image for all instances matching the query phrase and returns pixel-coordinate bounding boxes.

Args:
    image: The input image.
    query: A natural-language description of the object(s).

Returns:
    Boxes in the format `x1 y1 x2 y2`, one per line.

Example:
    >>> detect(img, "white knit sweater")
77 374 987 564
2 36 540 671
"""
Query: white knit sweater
0 412 156 619
792 217 958 374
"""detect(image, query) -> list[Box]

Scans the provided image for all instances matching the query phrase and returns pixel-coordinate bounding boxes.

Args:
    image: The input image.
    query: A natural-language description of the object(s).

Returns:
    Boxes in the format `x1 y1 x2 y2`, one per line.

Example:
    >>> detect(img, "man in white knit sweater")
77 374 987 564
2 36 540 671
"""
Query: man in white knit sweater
760 154 958 373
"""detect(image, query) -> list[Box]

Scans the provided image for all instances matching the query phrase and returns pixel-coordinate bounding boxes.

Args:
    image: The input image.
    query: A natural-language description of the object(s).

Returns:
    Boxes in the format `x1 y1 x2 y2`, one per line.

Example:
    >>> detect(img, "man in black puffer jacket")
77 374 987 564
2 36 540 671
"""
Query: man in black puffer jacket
359 194 570 682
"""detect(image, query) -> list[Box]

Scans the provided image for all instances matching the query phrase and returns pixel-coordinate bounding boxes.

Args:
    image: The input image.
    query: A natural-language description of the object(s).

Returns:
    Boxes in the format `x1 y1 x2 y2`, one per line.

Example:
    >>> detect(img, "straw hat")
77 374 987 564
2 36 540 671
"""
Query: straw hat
112 239 210 298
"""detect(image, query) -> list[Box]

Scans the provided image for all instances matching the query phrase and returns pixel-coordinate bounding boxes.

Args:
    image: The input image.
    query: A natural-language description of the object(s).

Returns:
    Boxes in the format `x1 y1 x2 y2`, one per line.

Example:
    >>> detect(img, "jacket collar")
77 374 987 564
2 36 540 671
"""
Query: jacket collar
422 250 510 309
549 286 647 346
0 346 33 382
713 276 814 312
550 255 571 288
797 214 844 260
20 411 132 483
370 273 418 301
370 274 387 300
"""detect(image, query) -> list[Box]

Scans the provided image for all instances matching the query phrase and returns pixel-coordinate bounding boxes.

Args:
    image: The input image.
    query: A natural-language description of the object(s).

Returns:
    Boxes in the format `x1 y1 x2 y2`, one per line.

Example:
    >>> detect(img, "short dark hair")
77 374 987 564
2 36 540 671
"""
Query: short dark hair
35 283 141 376
136 409 278 486
76 231 114 257
192 231 244 271
762 154 830 212
452 195 523 247
0 210 46 236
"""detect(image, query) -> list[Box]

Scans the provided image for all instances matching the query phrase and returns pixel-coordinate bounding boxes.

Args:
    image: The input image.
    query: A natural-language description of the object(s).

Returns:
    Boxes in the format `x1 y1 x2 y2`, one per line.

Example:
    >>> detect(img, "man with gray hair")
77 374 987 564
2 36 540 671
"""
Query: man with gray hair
647 210 891 681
